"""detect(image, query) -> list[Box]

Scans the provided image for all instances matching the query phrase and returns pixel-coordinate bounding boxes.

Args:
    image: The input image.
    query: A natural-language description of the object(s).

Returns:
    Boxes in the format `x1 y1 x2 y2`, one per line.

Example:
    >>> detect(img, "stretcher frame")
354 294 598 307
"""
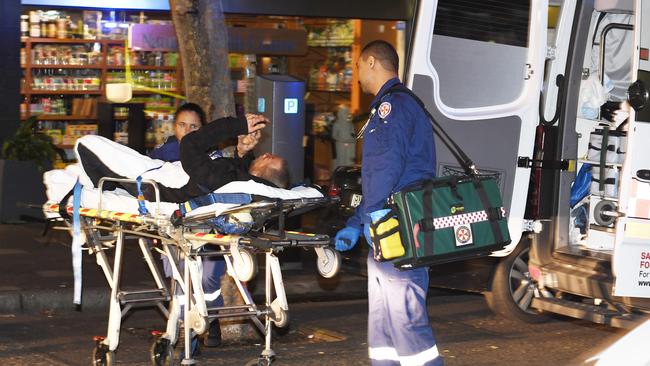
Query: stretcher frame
44 177 340 366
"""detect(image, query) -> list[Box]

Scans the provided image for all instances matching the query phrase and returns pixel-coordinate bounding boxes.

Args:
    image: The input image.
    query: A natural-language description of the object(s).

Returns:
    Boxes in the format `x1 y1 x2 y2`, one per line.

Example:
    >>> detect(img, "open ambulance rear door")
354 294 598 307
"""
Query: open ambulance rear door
405 0 548 255
613 0 650 298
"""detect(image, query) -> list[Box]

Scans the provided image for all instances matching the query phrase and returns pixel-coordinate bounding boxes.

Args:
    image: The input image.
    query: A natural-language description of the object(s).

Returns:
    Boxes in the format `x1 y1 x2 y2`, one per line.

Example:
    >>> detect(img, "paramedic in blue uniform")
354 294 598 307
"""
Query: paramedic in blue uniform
149 102 224 348
150 102 206 162
334 40 442 366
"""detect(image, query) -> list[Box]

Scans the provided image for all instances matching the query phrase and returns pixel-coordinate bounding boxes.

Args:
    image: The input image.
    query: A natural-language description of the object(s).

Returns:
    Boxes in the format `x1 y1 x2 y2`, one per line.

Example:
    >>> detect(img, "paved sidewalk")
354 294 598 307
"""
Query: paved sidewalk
0 223 366 313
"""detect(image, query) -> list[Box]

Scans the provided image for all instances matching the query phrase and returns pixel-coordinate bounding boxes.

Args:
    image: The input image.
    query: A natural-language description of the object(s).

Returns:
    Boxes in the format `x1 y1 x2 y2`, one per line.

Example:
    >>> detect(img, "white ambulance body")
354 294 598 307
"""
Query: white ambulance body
407 0 650 326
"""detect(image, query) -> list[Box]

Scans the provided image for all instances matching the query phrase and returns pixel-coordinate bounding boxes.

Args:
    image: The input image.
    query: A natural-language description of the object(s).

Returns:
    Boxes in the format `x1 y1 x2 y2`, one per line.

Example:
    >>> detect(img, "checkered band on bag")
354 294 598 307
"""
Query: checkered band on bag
428 207 507 230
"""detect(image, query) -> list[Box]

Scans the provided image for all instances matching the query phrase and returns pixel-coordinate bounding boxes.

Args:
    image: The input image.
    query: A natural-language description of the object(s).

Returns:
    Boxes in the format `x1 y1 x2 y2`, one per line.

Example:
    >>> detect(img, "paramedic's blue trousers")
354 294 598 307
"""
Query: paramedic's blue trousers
201 258 226 307
367 254 442 366
163 256 226 308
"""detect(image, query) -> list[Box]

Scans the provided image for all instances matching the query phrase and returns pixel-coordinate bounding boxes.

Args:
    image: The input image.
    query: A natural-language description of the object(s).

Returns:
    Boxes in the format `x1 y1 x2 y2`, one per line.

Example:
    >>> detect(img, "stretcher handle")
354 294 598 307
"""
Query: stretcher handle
180 196 335 227
97 177 161 217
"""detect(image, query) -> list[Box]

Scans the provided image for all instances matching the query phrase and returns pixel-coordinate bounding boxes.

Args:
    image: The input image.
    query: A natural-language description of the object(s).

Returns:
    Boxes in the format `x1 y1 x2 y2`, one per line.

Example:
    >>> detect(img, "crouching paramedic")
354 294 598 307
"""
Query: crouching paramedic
149 102 225 348
334 40 442 366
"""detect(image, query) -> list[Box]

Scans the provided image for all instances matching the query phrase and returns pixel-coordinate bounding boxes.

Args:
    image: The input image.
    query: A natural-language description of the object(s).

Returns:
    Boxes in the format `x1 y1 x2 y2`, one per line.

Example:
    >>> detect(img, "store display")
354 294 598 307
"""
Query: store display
106 70 177 91
31 68 101 91
312 112 335 135
29 97 68 115
308 47 353 91
36 120 97 147
307 20 354 47
31 44 102 65
106 46 178 67
19 9 177 43
19 8 365 174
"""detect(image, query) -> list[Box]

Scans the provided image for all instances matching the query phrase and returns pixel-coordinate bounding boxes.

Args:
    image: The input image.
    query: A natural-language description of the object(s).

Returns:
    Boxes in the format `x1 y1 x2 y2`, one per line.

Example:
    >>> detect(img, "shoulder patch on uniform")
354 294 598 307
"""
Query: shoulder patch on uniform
378 102 392 119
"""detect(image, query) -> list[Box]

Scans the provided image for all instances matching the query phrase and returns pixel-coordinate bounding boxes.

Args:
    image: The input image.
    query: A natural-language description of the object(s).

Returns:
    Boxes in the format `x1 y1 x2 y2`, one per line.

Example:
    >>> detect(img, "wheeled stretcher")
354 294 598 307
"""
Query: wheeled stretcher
43 174 341 366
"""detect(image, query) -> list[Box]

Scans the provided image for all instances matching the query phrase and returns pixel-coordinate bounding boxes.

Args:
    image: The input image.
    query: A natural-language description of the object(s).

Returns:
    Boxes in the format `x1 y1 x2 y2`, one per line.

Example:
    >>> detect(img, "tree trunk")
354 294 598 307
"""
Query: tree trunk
169 0 253 341
170 0 235 120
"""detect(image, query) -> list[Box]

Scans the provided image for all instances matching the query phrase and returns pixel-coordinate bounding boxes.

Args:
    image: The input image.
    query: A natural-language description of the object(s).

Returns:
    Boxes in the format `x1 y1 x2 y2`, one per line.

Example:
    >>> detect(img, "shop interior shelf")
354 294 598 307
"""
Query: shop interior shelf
105 65 178 71
26 90 102 95
24 38 112 44
28 64 104 69
22 114 97 121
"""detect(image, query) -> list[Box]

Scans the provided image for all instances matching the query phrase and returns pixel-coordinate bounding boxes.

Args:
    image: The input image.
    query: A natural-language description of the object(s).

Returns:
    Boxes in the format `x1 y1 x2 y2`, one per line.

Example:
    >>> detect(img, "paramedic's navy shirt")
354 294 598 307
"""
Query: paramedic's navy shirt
150 136 180 162
347 77 436 229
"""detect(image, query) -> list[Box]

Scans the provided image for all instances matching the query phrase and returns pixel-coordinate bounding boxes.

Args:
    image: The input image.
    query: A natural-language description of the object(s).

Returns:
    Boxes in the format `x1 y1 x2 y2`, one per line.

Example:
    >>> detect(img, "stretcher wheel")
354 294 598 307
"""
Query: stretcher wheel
270 299 289 328
150 336 174 366
234 249 258 282
188 308 207 335
317 247 341 278
594 200 617 227
92 343 115 366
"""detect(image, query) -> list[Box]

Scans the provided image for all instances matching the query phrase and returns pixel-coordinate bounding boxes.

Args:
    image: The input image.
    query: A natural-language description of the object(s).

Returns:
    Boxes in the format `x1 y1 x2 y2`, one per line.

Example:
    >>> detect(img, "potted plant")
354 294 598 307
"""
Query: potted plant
0 117 56 223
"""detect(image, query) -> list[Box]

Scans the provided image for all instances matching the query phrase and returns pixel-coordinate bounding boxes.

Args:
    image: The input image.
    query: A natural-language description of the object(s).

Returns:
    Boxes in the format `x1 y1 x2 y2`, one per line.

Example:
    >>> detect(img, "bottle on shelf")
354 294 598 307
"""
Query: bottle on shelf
47 21 57 38
56 18 68 39
29 11 41 38
21 15 29 38
40 22 47 39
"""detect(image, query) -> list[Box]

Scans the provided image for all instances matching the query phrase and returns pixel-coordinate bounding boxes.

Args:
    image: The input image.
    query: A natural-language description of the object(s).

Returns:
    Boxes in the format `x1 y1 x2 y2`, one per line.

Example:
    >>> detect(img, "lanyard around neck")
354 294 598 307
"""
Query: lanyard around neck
356 107 377 140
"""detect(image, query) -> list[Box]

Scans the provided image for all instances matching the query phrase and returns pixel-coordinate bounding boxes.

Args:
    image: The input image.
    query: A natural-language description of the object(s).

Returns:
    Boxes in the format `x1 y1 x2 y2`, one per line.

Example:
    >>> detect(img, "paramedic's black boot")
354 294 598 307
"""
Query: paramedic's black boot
204 319 222 347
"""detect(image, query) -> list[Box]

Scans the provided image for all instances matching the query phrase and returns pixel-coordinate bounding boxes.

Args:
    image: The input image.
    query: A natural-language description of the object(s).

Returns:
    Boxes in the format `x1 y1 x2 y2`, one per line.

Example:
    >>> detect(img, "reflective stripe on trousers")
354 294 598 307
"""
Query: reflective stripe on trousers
369 345 440 366
367 253 443 366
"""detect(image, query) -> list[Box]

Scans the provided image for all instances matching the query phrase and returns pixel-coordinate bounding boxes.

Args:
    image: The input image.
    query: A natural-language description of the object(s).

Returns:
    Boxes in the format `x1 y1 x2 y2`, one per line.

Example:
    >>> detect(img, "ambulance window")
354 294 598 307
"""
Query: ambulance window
431 0 531 108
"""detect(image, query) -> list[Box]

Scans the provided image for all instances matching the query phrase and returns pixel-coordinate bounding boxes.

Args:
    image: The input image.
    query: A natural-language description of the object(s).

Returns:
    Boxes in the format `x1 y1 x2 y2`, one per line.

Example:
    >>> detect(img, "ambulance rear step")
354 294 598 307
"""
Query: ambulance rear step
531 297 642 329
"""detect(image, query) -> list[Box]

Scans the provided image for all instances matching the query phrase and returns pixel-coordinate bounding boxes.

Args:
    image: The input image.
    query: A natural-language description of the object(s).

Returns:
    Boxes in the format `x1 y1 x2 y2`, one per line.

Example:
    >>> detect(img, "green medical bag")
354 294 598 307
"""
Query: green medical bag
374 85 512 269
390 175 511 269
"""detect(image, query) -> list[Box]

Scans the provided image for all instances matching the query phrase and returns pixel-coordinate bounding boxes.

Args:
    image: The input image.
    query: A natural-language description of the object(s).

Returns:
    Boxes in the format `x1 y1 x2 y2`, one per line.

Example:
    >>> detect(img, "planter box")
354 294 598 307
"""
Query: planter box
0 160 47 223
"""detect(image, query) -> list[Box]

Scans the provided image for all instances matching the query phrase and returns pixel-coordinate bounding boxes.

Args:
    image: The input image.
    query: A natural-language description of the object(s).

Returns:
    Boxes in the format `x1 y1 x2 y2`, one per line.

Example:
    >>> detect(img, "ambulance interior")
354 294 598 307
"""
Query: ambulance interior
563 0 637 256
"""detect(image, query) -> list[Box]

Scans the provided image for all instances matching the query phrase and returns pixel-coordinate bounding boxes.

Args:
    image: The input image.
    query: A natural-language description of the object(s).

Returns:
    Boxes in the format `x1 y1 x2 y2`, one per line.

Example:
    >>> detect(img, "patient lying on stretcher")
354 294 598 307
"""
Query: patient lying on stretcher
74 114 293 203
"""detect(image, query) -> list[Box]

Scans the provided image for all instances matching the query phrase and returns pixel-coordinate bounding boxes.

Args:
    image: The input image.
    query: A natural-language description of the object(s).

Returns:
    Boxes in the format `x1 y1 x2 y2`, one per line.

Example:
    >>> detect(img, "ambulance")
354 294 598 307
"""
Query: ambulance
405 0 650 326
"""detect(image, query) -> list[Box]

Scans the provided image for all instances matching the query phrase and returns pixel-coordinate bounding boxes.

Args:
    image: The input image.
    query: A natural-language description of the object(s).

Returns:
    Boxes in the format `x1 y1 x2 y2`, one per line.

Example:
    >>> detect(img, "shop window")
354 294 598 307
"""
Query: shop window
430 0 532 108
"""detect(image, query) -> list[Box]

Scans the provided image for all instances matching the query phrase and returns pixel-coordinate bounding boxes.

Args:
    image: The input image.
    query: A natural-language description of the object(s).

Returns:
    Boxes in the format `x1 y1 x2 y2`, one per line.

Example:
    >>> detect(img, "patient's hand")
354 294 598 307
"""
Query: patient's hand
245 114 270 134
237 130 260 157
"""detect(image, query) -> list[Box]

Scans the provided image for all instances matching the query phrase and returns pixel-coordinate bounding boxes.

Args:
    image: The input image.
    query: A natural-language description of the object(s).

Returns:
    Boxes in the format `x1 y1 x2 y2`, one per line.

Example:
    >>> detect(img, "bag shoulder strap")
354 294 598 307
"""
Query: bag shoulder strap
383 84 477 176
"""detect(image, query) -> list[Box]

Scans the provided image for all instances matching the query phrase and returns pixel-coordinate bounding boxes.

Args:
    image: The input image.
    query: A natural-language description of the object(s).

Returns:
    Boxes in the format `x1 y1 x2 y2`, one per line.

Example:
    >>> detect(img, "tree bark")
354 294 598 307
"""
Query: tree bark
170 0 235 120
169 0 253 341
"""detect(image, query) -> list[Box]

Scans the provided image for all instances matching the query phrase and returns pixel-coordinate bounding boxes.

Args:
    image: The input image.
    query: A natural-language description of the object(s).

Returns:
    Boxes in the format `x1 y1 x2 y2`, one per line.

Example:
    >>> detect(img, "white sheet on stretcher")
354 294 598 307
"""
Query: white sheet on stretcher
76 135 190 188
44 165 322 219
44 135 322 218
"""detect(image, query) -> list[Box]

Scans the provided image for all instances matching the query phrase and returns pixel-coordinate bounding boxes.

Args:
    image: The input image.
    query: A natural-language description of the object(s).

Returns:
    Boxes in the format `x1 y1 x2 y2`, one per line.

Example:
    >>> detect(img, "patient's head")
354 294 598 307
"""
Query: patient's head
249 153 290 188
